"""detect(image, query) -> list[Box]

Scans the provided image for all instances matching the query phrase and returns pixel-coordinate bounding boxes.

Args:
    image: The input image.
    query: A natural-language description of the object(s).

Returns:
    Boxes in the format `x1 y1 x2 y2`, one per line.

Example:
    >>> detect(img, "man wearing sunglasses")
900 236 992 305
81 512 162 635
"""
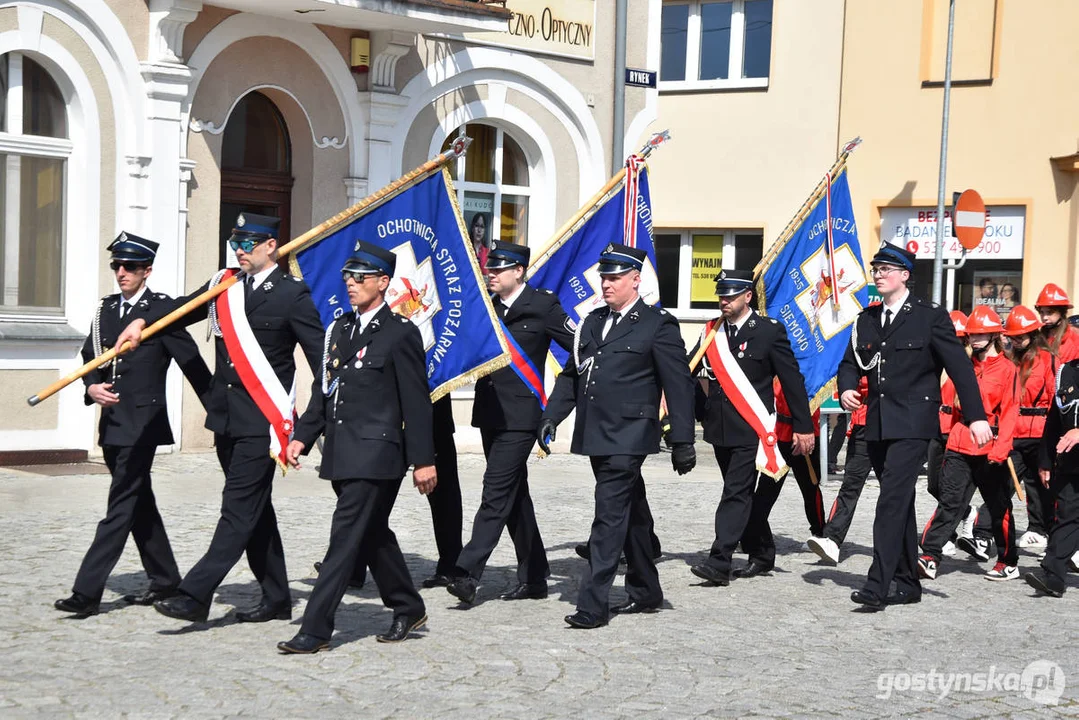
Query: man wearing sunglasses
116 213 324 625
54 233 211 618
278 242 436 653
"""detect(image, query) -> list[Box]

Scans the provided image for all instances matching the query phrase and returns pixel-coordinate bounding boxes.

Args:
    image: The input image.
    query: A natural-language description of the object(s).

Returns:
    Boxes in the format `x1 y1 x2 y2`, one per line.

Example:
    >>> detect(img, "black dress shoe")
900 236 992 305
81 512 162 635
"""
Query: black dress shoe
499 582 548 601
54 593 99 617
1025 570 1066 598
236 601 292 623
574 543 590 560
446 577 477 604
564 610 607 629
610 599 660 615
376 613 428 643
850 589 884 610
154 594 209 622
732 561 774 579
278 633 330 654
124 587 178 606
690 563 730 586
421 574 453 589
884 590 922 605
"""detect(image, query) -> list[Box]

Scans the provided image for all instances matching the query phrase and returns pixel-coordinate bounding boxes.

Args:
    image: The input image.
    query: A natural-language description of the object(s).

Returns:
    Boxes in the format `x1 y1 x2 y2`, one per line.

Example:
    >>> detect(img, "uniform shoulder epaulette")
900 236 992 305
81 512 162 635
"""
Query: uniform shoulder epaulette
154 292 168 300
538 288 554 295
589 306 607 316
397 315 410 323
767 317 779 325
289 275 302 282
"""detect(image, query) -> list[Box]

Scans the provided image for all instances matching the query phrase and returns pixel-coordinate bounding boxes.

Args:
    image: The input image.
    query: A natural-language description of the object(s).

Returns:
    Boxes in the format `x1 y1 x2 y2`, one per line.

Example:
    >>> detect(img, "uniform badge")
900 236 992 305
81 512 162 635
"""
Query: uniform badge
629 310 640 322
236 214 247 227
138 298 149 308
604 242 615 254
263 281 273 292
739 342 747 352
332 358 340 368
371 318 381 329
748 319 756 328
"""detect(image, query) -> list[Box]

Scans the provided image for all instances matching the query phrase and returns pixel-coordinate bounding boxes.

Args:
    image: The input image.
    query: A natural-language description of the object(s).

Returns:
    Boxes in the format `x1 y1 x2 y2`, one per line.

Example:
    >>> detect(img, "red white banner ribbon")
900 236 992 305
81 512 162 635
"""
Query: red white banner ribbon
702 320 788 480
214 270 297 471
623 154 643 248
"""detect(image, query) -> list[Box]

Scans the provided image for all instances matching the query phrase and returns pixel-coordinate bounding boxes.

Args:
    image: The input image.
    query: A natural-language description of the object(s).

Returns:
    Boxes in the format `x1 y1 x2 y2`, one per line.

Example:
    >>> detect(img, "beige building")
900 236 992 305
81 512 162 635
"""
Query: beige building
644 0 1078 343
0 0 661 458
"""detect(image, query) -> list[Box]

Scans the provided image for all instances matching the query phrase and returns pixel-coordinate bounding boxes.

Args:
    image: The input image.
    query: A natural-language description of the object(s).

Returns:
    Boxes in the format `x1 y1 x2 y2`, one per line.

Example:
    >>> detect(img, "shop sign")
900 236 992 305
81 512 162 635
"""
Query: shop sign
456 0 595 60
880 205 1025 260
690 234 724 303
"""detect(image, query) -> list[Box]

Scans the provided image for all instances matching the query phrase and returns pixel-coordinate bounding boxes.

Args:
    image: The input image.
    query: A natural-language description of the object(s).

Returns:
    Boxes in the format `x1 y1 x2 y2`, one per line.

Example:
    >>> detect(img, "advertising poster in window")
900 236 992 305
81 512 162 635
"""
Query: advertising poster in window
972 270 1021 319
690 234 724 302
463 192 494 264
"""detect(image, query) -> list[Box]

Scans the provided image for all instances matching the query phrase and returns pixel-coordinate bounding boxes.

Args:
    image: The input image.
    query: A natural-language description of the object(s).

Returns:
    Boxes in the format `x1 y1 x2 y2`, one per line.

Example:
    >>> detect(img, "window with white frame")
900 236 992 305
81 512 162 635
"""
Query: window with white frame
654 229 763 314
660 0 773 91
0 53 69 315
442 123 531 252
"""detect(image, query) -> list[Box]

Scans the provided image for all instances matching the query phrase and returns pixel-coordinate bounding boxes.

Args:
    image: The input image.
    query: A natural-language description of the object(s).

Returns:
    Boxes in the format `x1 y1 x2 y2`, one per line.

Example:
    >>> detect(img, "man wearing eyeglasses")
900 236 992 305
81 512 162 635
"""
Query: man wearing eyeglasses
278 242 436 653
838 242 990 609
54 233 211 618
116 213 325 624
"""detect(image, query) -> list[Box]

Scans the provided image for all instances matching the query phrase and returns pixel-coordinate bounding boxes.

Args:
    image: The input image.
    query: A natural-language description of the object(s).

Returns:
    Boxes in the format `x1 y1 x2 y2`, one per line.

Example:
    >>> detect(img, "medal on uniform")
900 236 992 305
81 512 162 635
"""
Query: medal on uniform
355 347 367 369
332 358 339 368
738 341 747 358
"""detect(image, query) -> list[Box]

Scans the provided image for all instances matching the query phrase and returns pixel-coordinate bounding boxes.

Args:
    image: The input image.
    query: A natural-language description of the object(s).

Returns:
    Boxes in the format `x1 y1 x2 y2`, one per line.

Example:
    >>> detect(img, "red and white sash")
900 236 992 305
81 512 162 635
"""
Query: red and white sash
214 270 296 471
702 319 788 480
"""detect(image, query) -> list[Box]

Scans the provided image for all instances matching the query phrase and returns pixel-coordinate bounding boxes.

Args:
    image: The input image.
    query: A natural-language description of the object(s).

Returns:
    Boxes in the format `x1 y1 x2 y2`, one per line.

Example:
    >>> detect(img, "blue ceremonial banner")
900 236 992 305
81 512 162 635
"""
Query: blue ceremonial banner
528 167 659 367
756 169 868 410
291 168 509 400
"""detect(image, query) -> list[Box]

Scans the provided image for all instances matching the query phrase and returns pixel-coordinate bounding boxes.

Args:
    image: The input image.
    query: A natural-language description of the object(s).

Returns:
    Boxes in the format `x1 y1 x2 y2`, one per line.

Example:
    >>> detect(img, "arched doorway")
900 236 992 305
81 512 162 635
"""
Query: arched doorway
218 91 293 268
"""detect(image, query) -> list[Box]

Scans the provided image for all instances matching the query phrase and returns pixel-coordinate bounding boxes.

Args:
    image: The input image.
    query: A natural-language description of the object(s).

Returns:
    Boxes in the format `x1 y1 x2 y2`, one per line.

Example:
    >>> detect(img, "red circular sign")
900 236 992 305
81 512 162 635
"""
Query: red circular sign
906 240 919 254
954 189 986 250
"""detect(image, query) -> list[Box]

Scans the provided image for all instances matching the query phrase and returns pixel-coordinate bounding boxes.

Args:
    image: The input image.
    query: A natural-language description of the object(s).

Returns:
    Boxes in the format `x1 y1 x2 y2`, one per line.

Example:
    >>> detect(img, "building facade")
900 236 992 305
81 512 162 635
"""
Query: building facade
0 0 661 456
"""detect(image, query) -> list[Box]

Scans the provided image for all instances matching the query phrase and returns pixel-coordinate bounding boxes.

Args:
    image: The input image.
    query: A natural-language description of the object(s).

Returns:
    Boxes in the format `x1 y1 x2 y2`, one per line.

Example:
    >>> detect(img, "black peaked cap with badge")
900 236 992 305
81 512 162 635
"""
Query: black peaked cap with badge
107 232 159 264
485 240 531 269
597 243 646 275
714 269 755 297
232 212 280 240
871 242 916 272
343 241 396 276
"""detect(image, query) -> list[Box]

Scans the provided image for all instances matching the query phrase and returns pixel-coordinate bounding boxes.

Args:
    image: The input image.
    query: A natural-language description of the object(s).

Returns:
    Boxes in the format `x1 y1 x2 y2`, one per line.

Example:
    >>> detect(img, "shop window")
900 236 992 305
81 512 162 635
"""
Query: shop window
0 54 70 314
654 229 763 315
443 123 531 252
660 0 772 91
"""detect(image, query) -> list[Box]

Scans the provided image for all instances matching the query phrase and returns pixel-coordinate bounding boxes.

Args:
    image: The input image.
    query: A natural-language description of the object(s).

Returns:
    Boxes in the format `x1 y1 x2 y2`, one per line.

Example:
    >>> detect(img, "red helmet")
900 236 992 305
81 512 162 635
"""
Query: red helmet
949 310 968 337
1035 283 1073 309
965 305 1004 334
1002 305 1042 336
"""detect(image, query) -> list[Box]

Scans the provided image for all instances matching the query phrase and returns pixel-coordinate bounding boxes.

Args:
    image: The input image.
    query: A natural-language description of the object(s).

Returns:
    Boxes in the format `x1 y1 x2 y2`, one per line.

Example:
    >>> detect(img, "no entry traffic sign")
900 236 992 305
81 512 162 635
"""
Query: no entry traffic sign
954 189 986 250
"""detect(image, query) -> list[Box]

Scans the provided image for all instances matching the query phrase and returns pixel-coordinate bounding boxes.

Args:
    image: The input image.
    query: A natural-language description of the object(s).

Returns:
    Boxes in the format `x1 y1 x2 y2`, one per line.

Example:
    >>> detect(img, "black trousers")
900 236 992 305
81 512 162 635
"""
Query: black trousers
1042 470 1079 584
427 403 463 577
921 451 1018 566
577 455 659 619
823 425 873 545
301 476 424 640
180 435 288 608
863 439 925 597
455 429 548 583
704 444 762 574
778 440 825 538
828 414 849 467
925 433 982 541
72 445 181 600
1012 438 1055 536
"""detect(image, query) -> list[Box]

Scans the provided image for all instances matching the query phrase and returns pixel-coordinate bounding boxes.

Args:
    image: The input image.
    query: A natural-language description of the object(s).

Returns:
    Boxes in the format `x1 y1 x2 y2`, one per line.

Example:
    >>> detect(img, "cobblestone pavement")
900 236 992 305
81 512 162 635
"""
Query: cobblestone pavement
0 448 1076 718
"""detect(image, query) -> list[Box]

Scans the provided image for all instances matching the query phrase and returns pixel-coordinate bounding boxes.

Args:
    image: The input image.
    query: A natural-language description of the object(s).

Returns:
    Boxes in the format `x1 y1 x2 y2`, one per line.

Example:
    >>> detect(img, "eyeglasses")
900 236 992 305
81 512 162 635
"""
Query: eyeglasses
228 237 267 253
342 270 378 283
870 266 905 277
110 261 149 272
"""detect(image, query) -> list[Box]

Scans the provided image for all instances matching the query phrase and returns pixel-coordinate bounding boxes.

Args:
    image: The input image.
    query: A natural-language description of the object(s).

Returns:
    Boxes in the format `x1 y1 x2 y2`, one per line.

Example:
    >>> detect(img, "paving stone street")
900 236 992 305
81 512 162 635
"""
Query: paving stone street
0 447 1076 718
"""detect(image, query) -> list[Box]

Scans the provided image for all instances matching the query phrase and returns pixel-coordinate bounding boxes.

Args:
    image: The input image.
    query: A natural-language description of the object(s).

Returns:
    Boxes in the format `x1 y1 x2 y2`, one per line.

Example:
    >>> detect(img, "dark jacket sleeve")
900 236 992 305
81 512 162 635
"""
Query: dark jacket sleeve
290 284 329 374
160 326 213 408
294 324 331 451
544 295 576 353
543 357 579 427
80 329 104 406
837 331 861 395
771 324 813 434
930 308 986 424
396 324 436 468
651 313 695 445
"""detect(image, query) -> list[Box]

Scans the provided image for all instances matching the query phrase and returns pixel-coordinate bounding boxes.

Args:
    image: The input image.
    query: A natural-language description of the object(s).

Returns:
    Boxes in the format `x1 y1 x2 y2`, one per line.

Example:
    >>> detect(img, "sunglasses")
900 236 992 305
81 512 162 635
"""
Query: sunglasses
228 237 268 253
342 270 379 283
110 261 149 272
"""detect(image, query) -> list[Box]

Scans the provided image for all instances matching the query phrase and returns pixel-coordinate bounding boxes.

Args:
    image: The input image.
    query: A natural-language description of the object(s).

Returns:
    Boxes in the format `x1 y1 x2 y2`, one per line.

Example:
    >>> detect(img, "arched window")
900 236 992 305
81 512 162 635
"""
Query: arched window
0 54 69 313
442 123 531 252
219 91 293 268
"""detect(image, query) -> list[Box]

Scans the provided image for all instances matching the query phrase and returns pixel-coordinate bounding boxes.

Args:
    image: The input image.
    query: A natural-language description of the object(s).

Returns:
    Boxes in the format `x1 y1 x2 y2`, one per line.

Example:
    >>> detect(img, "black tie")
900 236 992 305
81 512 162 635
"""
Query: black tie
121 301 132 319
603 311 621 340
883 308 893 333
728 323 738 343
495 299 507 319
245 276 254 302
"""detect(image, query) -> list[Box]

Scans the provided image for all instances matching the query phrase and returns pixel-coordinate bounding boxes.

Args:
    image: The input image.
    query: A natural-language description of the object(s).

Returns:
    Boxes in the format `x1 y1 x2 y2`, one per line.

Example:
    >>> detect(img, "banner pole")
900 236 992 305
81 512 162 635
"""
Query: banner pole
27 138 474 407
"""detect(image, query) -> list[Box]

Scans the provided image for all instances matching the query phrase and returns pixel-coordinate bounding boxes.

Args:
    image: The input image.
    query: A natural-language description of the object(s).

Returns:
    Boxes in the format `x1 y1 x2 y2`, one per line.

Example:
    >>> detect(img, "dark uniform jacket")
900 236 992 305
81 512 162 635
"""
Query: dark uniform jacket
472 284 574 431
1040 359 1079 471
838 294 985 442
82 290 211 447
294 303 435 481
146 266 325 438
543 297 695 456
689 309 812 448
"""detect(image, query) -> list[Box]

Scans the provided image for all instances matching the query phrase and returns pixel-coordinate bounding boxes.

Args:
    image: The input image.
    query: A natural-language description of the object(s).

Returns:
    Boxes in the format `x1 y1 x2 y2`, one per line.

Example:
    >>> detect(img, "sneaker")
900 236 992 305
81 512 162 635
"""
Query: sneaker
985 563 1019 581
917 555 938 580
942 540 957 557
1018 531 1048 549
807 536 840 565
1070 550 1079 573
956 505 978 541
956 536 991 562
